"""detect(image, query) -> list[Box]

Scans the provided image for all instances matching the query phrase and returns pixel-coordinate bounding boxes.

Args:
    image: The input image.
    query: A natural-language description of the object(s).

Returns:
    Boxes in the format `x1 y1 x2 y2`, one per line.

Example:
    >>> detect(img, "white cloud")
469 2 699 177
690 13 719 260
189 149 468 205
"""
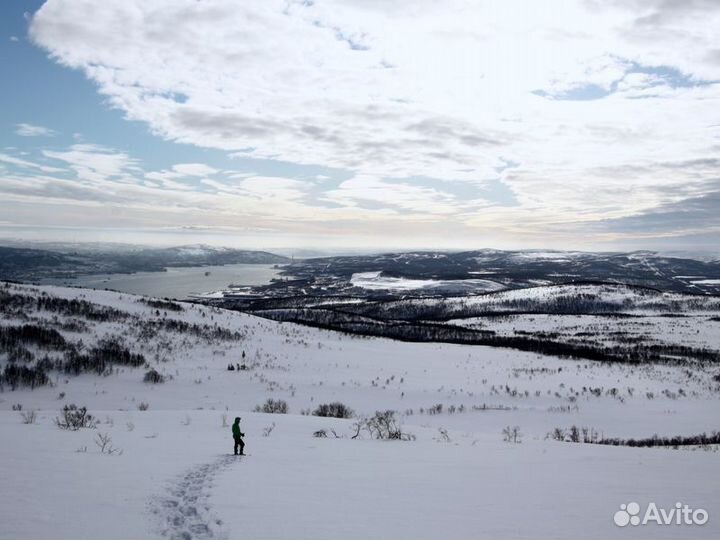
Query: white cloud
15 123 57 137
171 163 218 177
0 153 64 173
21 0 720 247
43 144 140 184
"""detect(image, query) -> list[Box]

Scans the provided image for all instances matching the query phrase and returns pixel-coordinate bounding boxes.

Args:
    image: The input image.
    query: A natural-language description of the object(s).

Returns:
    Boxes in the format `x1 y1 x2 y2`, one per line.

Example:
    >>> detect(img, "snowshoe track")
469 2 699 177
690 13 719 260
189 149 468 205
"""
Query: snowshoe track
153 455 238 540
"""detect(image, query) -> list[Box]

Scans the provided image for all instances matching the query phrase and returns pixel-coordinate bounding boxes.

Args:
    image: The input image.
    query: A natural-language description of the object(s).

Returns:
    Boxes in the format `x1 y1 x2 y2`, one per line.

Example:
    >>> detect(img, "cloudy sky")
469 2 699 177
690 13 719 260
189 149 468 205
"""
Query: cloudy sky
1 0 720 251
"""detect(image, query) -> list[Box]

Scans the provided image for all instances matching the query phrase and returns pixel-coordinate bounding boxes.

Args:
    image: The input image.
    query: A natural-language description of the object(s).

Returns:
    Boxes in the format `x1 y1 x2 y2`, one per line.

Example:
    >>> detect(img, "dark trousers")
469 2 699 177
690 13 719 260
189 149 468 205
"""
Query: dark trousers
234 436 245 455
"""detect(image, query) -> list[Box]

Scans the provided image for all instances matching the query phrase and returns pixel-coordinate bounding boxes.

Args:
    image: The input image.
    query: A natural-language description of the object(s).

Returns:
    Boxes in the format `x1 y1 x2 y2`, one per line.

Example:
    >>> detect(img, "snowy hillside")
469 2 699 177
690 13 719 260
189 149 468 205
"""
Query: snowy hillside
1 282 719 540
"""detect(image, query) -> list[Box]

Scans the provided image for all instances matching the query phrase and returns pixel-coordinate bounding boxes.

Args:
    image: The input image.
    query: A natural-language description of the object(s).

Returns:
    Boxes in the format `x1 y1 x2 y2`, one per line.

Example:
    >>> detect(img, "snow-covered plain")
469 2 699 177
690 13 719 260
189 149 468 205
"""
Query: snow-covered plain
1 282 719 540
350 271 504 293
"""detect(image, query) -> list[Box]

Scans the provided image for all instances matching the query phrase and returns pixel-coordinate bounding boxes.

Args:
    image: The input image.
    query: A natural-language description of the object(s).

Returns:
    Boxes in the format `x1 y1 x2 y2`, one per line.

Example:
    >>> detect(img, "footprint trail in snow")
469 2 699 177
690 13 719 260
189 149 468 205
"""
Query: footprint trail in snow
152 455 239 540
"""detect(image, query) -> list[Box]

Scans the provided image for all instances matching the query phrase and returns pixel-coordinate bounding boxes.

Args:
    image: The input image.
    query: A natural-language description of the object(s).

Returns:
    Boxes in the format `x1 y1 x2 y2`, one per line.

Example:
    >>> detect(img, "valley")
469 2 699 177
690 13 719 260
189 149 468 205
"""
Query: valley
0 280 718 539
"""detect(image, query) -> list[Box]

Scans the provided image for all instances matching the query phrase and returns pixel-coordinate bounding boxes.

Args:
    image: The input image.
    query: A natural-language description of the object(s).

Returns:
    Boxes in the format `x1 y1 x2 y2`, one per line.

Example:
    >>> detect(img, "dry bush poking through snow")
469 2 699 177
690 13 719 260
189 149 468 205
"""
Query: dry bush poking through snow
143 368 165 384
255 398 289 414
95 432 122 455
312 402 354 418
55 404 98 431
20 410 37 424
359 410 414 441
502 425 522 443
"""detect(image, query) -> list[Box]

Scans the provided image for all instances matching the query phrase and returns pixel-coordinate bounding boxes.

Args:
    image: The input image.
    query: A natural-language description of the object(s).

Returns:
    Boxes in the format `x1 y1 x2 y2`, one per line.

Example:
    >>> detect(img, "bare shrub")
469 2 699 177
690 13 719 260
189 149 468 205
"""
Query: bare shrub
314 428 341 438
137 401 150 411
436 427 451 442
143 368 165 384
95 432 122 455
581 427 601 443
20 410 37 424
361 410 414 441
502 425 522 443
55 404 97 430
255 398 289 414
312 402 354 419
427 403 443 415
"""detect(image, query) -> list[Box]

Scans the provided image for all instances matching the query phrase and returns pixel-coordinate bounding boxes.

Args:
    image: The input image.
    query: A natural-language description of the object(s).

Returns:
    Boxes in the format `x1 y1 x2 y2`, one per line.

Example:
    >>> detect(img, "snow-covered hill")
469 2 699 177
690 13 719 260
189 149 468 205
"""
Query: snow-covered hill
1 282 719 540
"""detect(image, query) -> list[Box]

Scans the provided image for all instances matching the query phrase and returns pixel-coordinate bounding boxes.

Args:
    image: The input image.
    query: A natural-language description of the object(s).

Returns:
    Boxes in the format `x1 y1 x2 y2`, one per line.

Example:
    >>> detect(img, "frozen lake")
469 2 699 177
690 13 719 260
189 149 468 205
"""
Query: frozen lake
43 263 281 299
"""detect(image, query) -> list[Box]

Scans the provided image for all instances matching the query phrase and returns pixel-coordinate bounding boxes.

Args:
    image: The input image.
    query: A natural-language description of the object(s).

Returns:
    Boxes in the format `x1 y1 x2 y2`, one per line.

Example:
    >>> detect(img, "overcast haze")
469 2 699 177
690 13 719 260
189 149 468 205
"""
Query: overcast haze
1 0 720 252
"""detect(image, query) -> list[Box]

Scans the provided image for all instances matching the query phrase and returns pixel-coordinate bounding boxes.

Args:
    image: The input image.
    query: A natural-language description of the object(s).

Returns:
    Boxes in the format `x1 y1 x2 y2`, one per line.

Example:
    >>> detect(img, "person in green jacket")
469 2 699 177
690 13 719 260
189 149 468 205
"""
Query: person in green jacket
232 417 245 455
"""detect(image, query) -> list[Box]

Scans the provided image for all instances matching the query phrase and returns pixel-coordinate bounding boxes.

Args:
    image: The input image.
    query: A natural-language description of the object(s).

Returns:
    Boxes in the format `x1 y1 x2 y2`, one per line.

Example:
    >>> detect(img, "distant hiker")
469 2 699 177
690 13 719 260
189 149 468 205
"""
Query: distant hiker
232 417 245 455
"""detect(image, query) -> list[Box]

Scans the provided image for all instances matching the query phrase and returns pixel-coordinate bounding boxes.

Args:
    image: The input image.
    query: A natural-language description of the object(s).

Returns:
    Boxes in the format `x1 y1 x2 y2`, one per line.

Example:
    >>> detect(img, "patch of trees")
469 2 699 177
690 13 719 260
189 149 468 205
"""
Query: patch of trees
255 398 289 414
312 402 354 418
142 319 244 342
0 324 68 351
253 308 720 366
143 368 165 384
4 345 34 363
550 425 720 448
0 287 130 322
34 293 129 321
139 298 184 312
60 337 146 376
0 363 50 390
0 287 35 316
2 284 127 319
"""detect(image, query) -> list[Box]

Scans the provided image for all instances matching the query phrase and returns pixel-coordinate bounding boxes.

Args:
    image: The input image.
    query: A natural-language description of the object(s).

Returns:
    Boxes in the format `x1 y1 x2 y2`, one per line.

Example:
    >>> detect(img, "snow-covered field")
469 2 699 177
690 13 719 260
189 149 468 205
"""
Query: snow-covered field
450 313 720 351
350 271 505 293
1 282 719 540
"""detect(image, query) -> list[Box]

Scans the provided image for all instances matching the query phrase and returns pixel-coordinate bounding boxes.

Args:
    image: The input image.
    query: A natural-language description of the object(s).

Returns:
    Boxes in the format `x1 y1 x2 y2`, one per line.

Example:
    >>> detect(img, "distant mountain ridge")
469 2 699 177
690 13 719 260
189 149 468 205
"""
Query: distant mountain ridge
4 244 720 295
238 248 720 297
0 244 289 282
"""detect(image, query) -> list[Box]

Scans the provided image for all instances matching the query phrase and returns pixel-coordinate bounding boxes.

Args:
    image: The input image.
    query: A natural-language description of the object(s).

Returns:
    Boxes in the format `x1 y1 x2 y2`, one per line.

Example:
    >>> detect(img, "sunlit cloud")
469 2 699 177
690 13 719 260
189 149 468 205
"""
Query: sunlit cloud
6 0 720 249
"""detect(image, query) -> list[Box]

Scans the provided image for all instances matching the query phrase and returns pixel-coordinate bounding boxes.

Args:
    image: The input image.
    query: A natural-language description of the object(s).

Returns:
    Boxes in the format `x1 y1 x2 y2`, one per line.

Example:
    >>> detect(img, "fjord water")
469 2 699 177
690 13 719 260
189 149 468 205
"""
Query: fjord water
45 263 280 299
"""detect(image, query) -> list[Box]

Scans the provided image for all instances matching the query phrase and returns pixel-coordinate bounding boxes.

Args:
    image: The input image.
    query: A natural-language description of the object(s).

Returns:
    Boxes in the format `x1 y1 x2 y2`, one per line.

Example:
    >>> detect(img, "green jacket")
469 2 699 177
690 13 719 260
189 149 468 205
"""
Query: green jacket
232 423 244 438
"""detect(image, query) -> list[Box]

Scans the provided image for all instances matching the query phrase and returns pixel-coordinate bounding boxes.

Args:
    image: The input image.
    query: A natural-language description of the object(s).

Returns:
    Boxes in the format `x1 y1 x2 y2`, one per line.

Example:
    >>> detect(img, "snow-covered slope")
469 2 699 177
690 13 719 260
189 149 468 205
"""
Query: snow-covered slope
1 282 719 540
